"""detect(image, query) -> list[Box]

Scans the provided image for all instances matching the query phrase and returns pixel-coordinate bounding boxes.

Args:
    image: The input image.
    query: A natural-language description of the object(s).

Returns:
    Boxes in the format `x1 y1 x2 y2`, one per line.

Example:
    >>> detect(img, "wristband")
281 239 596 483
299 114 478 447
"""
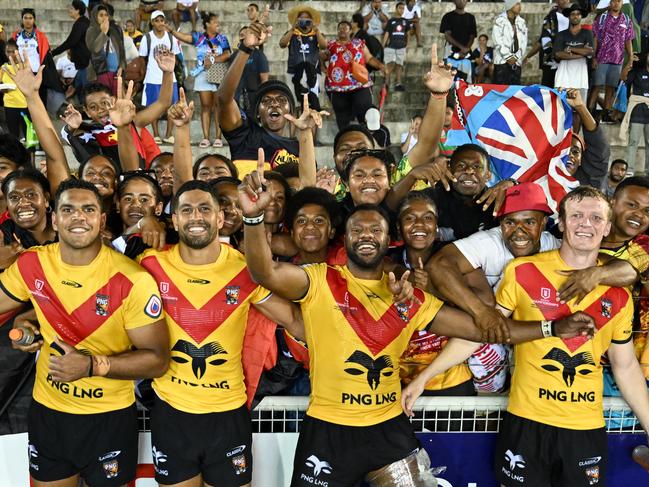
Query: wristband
87 354 93 377
430 89 450 100
551 320 556 337
243 213 264 225
504 177 520 186
238 41 254 55
92 355 111 377
541 320 553 338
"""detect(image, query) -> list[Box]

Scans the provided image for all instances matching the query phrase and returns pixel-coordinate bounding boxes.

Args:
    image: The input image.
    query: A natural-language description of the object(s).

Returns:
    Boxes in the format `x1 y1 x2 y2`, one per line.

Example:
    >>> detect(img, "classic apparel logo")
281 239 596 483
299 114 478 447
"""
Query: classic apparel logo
343 351 393 390
541 348 596 387
171 339 228 379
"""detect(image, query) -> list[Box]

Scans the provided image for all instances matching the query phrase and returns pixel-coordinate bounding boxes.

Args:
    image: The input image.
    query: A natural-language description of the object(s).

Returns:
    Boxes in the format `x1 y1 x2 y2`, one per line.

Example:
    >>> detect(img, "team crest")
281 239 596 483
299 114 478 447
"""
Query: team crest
601 298 612 319
145 295 162 318
231 454 247 475
225 286 240 305
396 302 410 322
95 294 109 316
541 287 551 300
585 466 600 484
102 460 119 478
159 282 169 294
35 279 44 291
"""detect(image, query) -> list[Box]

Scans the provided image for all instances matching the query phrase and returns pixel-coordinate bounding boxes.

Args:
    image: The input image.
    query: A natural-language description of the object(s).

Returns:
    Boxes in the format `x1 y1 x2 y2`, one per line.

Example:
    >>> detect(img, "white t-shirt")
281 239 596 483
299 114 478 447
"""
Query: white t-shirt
139 31 181 84
400 131 418 154
56 56 78 79
362 4 385 36
402 2 422 20
15 34 40 73
453 226 561 289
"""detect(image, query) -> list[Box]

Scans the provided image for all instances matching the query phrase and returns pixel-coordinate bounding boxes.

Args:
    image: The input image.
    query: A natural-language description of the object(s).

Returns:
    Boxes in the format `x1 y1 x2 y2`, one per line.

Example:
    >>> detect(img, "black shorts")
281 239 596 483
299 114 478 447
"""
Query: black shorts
27 400 138 486
150 397 252 486
494 412 607 487
290 413 420 487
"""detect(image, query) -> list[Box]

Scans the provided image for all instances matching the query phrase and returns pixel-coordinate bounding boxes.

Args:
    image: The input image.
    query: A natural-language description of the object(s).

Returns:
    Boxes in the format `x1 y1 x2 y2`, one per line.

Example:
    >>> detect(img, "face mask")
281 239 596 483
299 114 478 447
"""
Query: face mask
298 19 312 30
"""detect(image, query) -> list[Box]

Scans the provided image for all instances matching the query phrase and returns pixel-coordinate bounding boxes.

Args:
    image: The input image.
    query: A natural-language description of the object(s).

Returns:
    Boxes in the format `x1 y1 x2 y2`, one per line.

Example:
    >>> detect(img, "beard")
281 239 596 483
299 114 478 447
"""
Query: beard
179 225 217 249
346 243 388 270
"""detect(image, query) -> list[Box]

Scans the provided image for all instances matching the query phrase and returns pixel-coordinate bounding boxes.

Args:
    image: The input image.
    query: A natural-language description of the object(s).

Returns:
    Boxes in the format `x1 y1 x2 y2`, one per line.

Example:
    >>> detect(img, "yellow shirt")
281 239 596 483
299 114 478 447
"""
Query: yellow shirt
0 244 163 414
600 234 649 375
298 264 443 426
1 64 27 109
496 250 633 430
138 244 268 413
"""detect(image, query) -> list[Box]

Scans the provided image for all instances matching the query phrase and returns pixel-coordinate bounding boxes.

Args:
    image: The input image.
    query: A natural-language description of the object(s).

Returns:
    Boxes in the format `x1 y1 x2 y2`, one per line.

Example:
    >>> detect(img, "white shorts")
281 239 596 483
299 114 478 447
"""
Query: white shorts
384 47 406 66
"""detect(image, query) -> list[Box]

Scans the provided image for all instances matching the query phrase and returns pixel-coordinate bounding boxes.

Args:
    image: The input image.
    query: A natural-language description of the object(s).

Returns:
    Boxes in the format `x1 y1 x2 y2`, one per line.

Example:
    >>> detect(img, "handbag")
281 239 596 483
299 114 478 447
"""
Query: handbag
206 61 229 84
204 37 229 84
351 60 369 84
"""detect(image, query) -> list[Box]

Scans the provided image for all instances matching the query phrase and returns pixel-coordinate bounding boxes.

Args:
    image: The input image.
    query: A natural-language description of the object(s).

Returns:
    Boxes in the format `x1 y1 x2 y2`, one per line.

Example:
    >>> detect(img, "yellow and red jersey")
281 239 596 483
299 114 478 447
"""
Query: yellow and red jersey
298 264 443 426
138 244 269 413
496 250 633 430
0 244 163 414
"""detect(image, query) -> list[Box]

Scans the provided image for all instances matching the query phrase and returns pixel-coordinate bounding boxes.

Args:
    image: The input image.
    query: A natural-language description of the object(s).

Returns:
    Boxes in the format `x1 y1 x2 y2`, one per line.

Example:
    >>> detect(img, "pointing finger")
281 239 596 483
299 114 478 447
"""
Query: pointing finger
179 87 186 105
431 43 438 69
303 93 309 113
418 257 424 270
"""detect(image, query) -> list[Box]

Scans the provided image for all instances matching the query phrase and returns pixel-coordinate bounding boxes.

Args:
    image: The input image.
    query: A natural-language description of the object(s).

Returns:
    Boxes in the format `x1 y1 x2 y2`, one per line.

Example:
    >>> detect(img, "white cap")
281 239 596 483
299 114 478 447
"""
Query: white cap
365 108 381 131
151 10 165 20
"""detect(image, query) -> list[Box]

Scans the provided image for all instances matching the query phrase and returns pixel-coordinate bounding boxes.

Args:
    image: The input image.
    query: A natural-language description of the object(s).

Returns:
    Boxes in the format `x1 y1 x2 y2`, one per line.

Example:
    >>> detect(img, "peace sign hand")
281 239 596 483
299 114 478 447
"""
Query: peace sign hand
423 43 455 94
109 77 136 128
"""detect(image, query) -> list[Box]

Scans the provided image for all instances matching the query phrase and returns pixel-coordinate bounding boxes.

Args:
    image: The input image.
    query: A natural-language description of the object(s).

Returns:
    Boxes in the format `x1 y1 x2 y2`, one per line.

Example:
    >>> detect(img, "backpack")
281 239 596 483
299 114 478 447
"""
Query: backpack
142 31 186 88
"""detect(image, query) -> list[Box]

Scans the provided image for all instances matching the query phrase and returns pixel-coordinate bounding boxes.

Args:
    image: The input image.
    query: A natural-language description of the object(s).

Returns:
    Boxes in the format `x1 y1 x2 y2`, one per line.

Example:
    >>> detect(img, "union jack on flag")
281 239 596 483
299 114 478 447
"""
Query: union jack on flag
447 81 579 215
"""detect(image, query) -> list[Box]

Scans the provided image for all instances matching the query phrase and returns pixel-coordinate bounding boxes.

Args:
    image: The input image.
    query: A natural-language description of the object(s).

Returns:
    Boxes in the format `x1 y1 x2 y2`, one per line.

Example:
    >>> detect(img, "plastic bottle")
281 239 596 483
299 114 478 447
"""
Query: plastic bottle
9 327 35 346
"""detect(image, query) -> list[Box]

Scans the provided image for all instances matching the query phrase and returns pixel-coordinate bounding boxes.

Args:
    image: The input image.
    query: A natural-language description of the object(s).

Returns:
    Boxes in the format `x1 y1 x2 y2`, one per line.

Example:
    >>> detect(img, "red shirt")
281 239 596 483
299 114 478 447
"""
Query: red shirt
326 39 371 92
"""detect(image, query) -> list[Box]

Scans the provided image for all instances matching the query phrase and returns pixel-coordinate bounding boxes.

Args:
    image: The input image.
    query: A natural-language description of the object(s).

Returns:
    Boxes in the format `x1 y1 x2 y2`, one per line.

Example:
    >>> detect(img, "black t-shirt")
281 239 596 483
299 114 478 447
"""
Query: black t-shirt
439 11 477 53
222 114 300 169
287 31 321 71
628 68 649 123
552 28 593 54
232 49 269 96
386 18 409 49
353 29 384 67
423 186 497 241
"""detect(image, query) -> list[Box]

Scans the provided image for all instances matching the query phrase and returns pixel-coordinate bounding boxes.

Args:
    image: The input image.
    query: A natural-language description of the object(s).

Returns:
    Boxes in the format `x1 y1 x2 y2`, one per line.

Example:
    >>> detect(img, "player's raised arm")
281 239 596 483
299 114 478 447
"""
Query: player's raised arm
240 149 310 301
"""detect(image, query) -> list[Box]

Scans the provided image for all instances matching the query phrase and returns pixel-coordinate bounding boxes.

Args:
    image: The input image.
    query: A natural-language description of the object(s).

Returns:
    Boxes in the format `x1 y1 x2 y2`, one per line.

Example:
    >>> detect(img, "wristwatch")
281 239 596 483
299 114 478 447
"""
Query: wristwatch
209 55 215 63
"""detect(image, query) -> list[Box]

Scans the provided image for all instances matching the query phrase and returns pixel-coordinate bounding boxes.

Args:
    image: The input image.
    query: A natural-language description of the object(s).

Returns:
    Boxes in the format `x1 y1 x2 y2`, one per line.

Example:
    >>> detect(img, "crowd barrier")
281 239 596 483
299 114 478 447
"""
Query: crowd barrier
1 396 648 486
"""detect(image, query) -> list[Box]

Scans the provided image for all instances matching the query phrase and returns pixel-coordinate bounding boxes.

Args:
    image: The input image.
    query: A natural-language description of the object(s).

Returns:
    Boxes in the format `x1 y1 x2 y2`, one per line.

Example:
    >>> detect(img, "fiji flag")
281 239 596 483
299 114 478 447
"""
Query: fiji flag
447 80 578 214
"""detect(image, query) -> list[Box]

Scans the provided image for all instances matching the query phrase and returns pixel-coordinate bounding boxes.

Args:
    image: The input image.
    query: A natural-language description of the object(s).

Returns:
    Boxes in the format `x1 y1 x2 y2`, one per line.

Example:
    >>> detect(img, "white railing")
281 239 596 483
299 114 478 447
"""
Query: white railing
136 396 644 434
